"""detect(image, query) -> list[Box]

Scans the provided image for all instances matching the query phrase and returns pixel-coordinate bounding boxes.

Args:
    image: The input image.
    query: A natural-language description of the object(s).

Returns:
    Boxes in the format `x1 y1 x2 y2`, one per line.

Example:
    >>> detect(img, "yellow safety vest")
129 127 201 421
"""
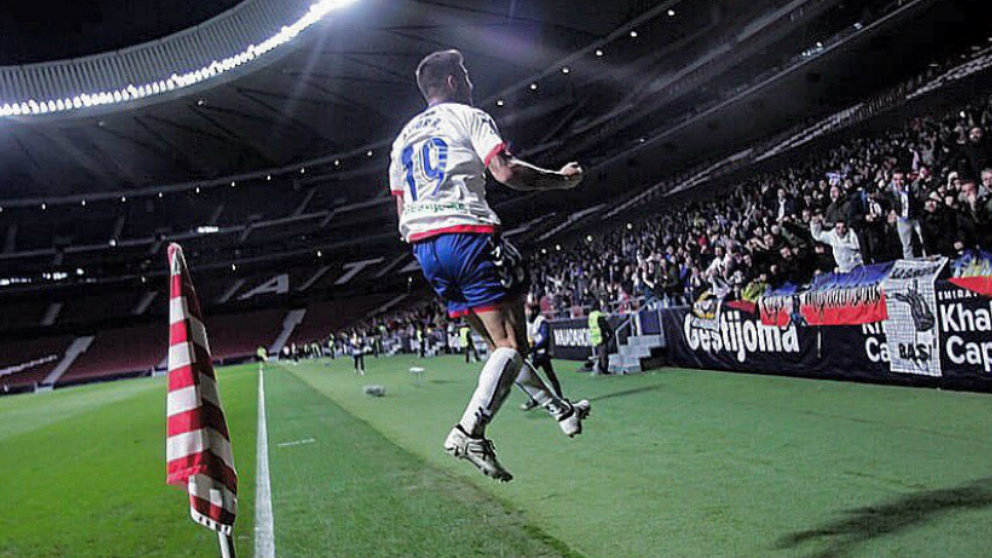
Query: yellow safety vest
460 327 470 345
588 310 605 346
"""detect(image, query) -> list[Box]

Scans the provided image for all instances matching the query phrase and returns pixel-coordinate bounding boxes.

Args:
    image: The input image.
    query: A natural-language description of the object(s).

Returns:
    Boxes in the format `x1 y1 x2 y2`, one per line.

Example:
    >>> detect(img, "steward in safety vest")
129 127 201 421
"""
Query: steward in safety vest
459 324 479 363
587 301 612 374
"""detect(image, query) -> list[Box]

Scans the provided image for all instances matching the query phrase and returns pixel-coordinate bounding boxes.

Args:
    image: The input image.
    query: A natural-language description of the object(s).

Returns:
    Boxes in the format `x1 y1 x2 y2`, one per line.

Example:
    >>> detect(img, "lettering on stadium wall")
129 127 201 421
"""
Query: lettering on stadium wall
230 257 407 301
861 322 890 364
553 327 590 348
663 278 992 392
548 316 625 360
939 287 992 374
683 309 798 363
238 274 289 300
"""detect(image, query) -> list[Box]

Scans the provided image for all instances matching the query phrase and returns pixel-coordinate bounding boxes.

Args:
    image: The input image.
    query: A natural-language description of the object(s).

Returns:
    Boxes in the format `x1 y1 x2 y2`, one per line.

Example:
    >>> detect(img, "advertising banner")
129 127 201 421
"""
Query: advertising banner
937 283 992 387
555 256 992 391
549 318 593 361
661 275 992 392
880 258 947 376
548 316 625 361
660 305 898 381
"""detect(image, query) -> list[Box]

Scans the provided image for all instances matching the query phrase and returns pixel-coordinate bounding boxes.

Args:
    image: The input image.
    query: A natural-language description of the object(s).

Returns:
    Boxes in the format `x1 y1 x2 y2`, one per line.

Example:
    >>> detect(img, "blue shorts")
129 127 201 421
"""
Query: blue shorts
413 233 527 318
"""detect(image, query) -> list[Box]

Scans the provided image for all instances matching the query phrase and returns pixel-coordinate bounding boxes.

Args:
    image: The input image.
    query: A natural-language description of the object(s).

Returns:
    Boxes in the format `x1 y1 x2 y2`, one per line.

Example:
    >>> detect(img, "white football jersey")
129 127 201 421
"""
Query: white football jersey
389 102 506 243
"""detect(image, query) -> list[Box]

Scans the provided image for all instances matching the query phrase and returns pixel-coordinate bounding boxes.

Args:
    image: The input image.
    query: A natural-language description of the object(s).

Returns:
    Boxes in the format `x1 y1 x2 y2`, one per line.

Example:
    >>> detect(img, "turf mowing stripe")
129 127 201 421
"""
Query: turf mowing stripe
264 363 582 558
0 365 259 558
0 378 161 441
254 369 276 558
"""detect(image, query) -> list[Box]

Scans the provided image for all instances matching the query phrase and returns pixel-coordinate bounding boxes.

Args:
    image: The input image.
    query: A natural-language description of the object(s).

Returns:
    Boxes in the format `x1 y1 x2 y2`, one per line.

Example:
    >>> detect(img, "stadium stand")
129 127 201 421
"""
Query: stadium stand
0 335 75 390
357 51 992 328
2 0 991 393
289 295 396 346
205 309 289 362
521 69 992 317
55 308 289 386
58 325 166 385
10 3 992 558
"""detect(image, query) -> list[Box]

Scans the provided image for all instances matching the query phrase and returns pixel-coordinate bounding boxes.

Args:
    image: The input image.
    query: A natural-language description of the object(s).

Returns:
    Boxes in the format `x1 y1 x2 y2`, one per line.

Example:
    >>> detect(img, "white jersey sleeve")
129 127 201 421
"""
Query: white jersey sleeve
388 141 406 197
389 103 505 244
467 109 507 167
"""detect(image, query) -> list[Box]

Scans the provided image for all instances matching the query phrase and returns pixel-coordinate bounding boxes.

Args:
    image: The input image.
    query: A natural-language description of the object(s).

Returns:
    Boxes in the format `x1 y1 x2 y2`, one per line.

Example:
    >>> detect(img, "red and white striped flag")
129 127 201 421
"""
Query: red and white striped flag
166 243 238 535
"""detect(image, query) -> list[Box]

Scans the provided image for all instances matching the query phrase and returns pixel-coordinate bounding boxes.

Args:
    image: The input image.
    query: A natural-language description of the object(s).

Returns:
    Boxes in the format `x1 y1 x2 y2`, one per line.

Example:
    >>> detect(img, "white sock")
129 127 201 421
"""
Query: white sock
458 347 522 437
516 361 571 419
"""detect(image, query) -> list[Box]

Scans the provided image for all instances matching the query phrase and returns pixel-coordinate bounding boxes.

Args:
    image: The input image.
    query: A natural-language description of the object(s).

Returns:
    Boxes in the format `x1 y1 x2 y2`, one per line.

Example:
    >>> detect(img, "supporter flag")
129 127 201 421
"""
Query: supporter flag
166 243 238 555
759 262 893 327
949 249 992 297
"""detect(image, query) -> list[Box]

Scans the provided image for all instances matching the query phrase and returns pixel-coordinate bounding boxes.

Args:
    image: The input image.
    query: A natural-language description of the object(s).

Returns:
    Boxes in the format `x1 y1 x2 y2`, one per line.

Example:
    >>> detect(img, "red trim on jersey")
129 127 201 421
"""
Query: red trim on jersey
469 303 503 315
408 225 496 243
448 301 506 319
483 142 508 168
390 189 404 196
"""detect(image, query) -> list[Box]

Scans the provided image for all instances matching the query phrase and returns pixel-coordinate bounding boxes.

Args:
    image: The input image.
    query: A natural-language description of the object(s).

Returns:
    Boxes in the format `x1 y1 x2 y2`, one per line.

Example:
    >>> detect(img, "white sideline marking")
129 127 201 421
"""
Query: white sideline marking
254 370 276 558
276 438 315 448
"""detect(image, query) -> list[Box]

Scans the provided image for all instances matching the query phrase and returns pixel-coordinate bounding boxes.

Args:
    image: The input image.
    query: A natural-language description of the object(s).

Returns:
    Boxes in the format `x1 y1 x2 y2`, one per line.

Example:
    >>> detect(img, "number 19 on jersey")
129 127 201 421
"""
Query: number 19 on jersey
401 137 449 201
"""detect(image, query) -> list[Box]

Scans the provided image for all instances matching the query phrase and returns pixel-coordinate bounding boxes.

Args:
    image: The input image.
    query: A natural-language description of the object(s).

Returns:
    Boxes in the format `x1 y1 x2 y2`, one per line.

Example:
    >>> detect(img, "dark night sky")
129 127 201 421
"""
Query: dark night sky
0 0 242 65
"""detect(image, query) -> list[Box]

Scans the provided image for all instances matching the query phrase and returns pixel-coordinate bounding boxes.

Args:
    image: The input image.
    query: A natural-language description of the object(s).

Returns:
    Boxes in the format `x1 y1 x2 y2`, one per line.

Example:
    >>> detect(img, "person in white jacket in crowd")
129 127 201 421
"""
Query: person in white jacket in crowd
810 215 864 273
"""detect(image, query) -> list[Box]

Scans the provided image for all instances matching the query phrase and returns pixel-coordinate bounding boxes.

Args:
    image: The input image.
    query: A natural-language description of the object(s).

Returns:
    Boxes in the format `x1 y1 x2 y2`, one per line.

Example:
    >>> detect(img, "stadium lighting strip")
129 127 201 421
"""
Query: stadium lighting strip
0 0 668 210
0 0 358 119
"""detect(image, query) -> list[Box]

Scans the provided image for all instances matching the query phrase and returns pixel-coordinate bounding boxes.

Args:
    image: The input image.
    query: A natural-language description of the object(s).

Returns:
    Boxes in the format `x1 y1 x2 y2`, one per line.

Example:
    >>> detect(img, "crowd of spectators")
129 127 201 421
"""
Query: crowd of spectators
327 91 992 347
528 93 992 316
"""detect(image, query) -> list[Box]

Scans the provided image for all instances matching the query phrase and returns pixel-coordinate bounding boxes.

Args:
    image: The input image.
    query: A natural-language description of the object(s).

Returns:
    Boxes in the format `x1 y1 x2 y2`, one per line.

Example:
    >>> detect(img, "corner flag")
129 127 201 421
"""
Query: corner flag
166 243 238 555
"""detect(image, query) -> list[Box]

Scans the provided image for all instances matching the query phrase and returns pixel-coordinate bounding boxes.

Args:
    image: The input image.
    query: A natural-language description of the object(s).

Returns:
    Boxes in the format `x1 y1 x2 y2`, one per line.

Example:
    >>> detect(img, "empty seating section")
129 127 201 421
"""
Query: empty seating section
61 293 139 325
0 298 50 330
59 324 166 384
205 309 287 361
57 308 287 385
290 295 394 344
0 336 74 388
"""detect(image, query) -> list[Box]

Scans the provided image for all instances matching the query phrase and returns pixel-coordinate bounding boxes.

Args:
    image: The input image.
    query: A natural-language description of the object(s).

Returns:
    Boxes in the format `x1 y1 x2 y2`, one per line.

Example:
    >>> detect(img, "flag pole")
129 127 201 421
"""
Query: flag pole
218 532 236 558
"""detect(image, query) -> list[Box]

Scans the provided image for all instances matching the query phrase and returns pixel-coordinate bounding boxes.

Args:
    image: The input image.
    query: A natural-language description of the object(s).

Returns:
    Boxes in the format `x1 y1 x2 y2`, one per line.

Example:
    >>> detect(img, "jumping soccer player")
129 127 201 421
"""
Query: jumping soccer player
388 49 590 482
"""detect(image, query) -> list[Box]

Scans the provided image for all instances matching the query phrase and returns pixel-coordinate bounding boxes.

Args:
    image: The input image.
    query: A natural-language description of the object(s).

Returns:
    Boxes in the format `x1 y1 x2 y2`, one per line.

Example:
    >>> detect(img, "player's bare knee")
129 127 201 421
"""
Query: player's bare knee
493 338 519 352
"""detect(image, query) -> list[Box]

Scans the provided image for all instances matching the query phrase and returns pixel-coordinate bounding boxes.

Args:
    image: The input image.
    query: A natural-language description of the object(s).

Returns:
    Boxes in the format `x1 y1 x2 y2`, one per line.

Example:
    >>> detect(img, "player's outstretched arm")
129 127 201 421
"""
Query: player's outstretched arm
488 152 583 191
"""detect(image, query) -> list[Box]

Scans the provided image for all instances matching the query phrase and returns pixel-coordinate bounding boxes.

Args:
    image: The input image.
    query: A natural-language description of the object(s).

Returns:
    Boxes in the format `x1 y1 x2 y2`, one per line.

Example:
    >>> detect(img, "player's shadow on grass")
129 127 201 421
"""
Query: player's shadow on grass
587 385 658 402
775 477 992 558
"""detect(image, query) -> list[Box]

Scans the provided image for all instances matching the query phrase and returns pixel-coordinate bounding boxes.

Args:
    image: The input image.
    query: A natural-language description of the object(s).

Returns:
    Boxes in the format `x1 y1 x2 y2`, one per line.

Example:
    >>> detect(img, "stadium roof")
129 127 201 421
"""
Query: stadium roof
0 1 244 65
0 0 703 201
0 0 987 216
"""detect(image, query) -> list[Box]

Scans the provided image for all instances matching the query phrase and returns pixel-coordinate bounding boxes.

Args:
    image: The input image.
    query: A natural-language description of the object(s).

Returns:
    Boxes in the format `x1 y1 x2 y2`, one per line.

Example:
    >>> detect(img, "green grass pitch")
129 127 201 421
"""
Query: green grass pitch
3 355 992 557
